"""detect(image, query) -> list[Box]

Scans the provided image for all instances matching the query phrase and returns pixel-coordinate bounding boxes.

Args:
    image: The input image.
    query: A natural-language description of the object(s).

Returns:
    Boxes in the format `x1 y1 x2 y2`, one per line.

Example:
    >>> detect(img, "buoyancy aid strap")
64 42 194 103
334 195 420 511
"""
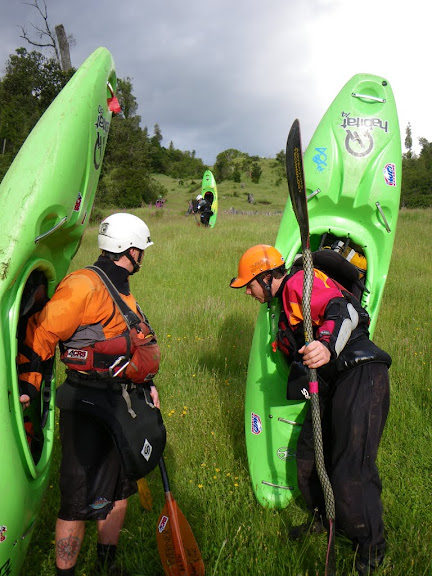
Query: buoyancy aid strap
18 342 43 374
121 383 137 418
85 266 149 331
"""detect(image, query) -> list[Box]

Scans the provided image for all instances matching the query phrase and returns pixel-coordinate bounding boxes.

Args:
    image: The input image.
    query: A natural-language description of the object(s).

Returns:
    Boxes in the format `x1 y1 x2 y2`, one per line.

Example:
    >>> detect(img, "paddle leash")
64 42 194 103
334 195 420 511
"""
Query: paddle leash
157 457 205 575
285 119 336 576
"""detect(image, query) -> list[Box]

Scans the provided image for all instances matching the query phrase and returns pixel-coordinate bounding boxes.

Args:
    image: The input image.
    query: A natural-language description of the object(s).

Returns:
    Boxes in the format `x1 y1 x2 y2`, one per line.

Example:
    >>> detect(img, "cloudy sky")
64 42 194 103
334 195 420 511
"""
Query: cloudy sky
0 0 426 164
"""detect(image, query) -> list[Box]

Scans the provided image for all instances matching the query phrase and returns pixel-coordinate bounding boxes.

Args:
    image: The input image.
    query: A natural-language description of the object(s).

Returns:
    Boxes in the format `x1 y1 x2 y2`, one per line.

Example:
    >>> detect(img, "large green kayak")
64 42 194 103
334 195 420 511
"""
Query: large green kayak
245 74 401 509
201 169 218 227
0 47 117 574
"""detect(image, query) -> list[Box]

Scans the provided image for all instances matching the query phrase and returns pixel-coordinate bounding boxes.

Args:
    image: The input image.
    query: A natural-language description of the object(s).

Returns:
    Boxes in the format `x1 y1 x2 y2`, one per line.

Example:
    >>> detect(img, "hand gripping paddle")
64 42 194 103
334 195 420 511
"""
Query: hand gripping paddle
285 119 336 576
156 457 205 575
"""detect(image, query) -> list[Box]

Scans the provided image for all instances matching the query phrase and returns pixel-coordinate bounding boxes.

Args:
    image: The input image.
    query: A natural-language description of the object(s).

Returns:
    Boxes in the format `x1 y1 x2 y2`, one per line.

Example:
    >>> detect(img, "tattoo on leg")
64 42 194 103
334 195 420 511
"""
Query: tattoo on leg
57 535 81 562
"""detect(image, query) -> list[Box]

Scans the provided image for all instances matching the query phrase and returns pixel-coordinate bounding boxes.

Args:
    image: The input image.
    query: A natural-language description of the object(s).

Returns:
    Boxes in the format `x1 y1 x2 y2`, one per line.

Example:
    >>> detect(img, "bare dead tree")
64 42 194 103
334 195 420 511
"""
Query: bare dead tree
18 0 73 70
55 24 71 70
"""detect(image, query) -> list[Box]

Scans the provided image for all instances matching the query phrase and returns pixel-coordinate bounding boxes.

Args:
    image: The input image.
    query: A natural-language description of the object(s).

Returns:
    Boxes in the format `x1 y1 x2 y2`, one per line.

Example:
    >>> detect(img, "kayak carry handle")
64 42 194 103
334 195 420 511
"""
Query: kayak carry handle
307 188 320 201
278 417 301 426
35 216 67 243
376 202 391 233
352 92 386 103
262 480 295 490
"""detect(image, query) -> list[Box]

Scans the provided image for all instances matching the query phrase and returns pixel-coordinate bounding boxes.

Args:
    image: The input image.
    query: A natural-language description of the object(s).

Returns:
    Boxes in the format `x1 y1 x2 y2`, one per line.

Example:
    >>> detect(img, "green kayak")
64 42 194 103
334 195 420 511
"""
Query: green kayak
245 74 402 509
0 47 117 574
201 169 218 227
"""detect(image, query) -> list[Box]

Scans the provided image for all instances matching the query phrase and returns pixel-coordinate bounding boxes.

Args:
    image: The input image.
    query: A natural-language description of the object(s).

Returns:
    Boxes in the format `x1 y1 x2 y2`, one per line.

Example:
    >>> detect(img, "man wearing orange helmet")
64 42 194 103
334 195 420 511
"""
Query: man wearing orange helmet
231 244 391 576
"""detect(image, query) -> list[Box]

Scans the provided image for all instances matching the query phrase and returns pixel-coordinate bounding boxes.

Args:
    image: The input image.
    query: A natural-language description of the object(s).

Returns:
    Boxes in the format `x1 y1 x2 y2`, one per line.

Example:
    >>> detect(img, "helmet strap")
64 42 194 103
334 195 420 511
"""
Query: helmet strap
125 249 142 275
257 274 273 308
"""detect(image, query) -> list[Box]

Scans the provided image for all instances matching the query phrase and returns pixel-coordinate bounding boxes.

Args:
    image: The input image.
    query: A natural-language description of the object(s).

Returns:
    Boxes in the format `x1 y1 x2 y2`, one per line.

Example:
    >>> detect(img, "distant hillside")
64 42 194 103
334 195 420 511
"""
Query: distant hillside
152 157 289 216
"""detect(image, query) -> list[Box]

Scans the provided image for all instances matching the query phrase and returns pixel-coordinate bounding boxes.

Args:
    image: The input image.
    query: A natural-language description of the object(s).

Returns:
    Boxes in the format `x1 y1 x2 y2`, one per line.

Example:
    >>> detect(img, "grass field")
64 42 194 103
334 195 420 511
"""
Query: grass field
21 205 432 576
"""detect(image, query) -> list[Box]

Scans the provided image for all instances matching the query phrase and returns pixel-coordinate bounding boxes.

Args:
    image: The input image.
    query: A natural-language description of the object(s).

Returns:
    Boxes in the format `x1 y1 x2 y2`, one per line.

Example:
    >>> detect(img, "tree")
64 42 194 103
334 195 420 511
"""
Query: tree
251 162 262 183
404 123 413 159
152 123 163 146
18 0 74 70
0 48 73 175
275 149 285 166
214 152 231 182
400 136 432 208
116 77 138 120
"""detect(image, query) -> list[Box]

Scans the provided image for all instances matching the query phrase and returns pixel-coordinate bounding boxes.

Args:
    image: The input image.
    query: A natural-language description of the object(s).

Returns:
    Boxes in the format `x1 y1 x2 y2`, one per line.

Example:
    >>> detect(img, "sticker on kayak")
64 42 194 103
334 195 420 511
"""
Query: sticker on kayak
0 559 11 576
158 515 169 533
383 163 396 186
0 524 6 542
344 129 374 158
312 147 328 173
341 113 389 158
94 105 110 170
340 113 389 133
74 192 82 211
251 412 262 435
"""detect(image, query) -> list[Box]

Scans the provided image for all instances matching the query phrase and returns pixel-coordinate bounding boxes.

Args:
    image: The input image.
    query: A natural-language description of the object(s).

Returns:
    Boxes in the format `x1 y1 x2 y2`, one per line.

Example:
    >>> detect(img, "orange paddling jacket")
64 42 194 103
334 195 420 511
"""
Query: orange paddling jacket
18 266 154 398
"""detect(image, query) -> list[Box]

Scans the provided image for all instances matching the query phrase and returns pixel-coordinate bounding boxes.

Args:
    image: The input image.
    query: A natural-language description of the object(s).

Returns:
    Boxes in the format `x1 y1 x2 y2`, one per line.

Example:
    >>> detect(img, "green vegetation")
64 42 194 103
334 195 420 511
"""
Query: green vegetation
21 208 432 575
2 49 432 208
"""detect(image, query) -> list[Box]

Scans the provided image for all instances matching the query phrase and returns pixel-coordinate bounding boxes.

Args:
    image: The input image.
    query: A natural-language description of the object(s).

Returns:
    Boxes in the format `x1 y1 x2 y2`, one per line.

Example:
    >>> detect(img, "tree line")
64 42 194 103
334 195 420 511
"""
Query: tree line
0 48 210 209
0 47 430 208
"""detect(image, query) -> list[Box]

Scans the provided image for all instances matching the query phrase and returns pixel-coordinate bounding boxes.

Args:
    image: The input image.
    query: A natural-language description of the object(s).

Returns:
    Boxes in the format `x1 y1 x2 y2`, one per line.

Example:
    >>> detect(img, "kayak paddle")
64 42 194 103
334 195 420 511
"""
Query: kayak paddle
156 457 205 575
137 477 153 511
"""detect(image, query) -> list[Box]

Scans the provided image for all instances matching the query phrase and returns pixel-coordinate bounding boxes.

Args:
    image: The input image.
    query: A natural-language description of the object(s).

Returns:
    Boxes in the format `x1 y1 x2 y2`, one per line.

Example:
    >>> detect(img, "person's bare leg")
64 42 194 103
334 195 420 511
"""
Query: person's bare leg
97 498 128 545
55 519 85 570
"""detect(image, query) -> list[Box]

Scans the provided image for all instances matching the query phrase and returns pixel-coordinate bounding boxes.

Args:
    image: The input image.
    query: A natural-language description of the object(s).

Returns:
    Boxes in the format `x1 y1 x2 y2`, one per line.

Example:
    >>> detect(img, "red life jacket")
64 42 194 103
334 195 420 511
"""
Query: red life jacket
60 321 160 383
61 265 161 384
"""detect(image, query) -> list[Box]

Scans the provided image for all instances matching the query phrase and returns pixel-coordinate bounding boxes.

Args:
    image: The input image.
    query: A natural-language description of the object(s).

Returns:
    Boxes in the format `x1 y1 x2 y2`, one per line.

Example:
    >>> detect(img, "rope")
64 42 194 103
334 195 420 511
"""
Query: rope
302 248 336 575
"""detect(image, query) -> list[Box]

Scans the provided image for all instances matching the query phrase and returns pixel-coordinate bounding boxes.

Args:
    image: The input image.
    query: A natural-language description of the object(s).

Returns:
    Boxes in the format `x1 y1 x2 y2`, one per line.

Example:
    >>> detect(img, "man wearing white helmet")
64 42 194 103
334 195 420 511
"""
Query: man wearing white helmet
18 213 161 576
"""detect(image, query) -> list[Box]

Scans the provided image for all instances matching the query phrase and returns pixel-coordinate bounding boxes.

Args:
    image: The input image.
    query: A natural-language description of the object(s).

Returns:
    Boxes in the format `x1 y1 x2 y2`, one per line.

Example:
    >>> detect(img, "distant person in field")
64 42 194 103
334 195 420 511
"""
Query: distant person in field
195 194 213 227
230 244 391 576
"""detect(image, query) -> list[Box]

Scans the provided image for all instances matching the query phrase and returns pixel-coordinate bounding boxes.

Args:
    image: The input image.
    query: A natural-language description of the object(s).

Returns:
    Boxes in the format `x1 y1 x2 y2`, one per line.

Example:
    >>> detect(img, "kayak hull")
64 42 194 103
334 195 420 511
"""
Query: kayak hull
0 47 117 574
201 170 218 227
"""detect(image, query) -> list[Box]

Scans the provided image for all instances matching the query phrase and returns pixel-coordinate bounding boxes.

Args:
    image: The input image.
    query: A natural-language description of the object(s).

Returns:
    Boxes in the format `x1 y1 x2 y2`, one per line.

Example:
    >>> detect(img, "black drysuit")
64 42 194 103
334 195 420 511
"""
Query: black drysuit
276 267 391 558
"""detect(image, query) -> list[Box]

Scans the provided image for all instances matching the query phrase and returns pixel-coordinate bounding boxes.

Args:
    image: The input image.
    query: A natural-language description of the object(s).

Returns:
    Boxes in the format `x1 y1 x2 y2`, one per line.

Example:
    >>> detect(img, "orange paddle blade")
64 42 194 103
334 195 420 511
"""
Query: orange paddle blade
157 493 205 575
137 477 153 511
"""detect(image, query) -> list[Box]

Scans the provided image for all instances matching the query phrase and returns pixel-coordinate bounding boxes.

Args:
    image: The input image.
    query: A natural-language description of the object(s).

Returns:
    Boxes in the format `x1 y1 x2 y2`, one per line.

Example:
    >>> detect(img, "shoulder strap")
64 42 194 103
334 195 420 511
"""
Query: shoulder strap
86 265 141 329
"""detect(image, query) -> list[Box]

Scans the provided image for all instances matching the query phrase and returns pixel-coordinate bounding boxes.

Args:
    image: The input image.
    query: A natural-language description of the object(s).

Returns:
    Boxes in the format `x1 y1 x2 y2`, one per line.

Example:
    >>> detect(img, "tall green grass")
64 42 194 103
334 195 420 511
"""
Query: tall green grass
22 208 432 575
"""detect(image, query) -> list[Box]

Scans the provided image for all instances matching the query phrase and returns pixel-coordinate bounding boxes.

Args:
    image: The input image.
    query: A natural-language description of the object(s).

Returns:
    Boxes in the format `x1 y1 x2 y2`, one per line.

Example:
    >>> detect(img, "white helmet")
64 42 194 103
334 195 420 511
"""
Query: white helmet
196 194 203 201
98 213 153 253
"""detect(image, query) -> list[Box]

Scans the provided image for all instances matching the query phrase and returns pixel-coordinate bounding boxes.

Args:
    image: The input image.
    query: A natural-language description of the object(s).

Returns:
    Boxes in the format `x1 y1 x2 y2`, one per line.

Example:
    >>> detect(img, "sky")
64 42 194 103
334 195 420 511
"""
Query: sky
0 0 427 165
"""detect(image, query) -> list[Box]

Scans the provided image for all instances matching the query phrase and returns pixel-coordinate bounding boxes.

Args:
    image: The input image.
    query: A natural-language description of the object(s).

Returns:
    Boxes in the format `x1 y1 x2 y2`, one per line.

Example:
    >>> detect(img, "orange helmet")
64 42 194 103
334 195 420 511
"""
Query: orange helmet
230 245 285 288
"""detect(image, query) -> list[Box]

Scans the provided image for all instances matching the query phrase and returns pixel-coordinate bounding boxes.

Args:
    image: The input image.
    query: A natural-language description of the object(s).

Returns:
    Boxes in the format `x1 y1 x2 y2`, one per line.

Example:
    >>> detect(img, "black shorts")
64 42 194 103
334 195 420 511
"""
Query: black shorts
58 410 137 521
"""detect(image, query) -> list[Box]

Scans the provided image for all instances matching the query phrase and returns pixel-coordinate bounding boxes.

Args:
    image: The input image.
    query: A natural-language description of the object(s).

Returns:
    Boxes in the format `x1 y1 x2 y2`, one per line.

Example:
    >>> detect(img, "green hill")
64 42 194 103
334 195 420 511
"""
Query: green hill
151 157 288 216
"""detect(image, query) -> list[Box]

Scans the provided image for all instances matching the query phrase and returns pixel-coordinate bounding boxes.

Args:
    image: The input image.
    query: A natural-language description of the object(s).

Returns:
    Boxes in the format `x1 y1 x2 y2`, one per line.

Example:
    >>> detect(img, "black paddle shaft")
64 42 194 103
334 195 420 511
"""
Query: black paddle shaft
159 457 170 494
285 119 336 575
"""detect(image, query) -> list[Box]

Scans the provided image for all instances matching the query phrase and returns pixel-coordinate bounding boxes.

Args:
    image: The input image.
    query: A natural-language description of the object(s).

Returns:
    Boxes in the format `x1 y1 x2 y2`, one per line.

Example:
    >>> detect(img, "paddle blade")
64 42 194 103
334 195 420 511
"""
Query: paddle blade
137 477 153 511
157 493 205 575
286 118 310 250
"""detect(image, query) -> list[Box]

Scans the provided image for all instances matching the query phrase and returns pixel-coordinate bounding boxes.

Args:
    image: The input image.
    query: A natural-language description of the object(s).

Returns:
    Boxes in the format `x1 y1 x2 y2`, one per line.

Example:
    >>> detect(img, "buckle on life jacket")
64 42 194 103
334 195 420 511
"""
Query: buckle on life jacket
109 355 130 378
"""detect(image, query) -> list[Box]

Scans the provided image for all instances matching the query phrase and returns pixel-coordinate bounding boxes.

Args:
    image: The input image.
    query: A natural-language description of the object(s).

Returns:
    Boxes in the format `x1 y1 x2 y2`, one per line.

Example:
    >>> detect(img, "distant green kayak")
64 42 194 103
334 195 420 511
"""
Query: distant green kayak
0 47 117 574
201 169 218 227
245 74 402 509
